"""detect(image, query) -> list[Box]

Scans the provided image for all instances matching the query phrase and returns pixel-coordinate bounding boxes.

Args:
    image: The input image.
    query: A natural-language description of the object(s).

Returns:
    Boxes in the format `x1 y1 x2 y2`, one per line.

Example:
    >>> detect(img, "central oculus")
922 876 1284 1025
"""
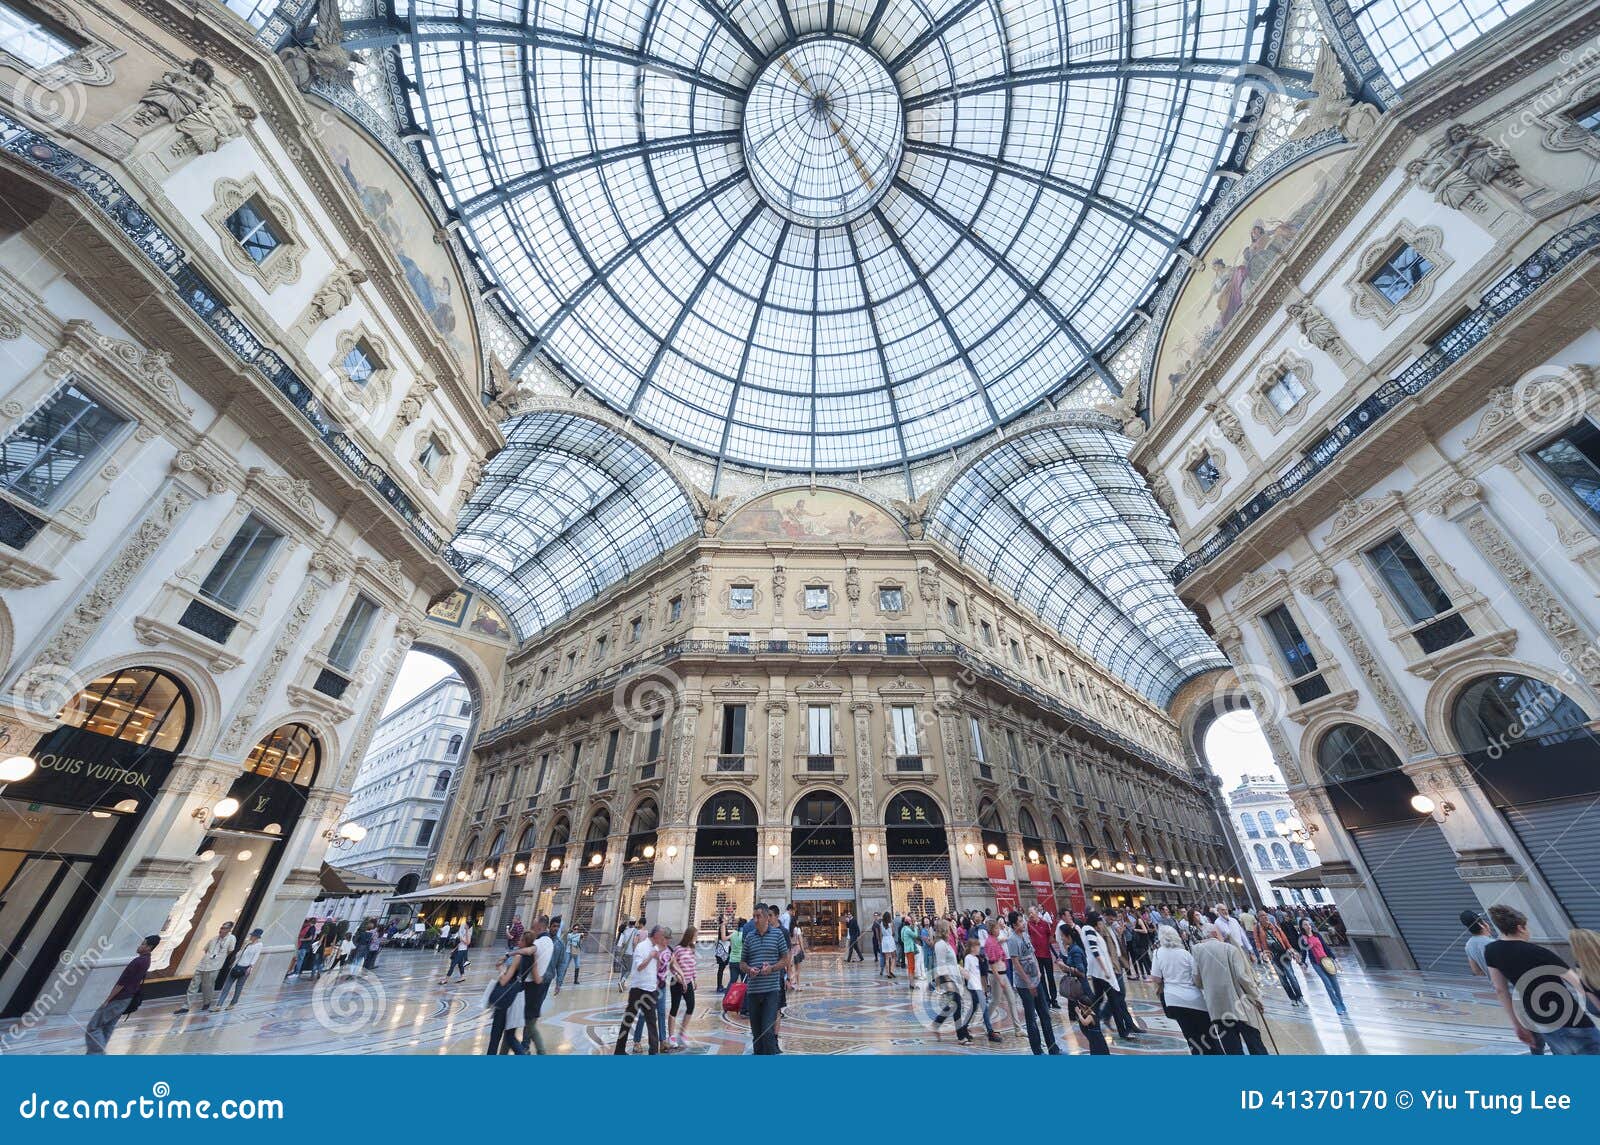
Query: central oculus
741 37 904 227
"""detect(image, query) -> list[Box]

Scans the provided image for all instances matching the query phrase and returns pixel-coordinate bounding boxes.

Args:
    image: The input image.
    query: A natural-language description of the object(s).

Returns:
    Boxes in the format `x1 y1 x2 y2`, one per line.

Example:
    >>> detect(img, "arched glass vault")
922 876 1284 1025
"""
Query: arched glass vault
446 411 698 640
928 418 1226 705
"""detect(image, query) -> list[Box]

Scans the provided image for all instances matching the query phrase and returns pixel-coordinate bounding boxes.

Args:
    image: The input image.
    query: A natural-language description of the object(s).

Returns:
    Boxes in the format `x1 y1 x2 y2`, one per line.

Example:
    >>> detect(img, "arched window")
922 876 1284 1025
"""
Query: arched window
1240 812 1259 838
698 791 758 826
629 799 659 836
56 667 191 751
433 769 452 794
1255 811 1274 838
887 792 943 825
487 831 506 859
244 723 321 786
547 816 571 847
584 808 611 843
1451 674 1590 753
516 823 536 850
1269 842 1289 869
446 734 463 756
1253 843 1270 867
1316 724 1404 783
977 799 1004 831
1274 808 1289 823
462 834 480 865
1050 816 1070 845
1290 841 1310 867
1018 808 1040 838
792 791 851 827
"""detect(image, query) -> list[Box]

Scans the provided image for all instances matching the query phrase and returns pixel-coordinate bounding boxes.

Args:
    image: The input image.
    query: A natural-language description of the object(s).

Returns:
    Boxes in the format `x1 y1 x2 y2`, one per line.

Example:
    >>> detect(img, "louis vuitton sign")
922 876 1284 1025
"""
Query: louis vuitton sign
17 726 178 812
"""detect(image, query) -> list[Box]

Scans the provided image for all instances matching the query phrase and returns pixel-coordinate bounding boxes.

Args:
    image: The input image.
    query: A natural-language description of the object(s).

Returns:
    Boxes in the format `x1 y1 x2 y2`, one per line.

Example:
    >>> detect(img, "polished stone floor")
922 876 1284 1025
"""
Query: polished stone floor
3 949 1524 1055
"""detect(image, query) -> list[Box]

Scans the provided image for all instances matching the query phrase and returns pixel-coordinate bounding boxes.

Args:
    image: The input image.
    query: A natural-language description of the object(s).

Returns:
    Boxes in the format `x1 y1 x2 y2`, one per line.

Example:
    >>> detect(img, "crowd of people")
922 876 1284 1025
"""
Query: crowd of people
80 895 1600 1056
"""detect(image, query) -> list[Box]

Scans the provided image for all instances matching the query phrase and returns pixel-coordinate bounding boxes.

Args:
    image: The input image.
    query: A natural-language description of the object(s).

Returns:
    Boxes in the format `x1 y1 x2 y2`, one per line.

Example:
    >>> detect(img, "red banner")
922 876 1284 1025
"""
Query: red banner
1060 866 1087 917
986 858 1019 914
1026 862 1056 915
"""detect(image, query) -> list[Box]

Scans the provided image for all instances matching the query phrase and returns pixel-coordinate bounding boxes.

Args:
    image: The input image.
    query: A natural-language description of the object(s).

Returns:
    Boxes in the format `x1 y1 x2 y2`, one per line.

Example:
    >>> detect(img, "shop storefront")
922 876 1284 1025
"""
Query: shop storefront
691 791 757 932
616 800 659 929
570 808 610 933
886 792 952 919
790 790 854 947
534 816 569 921
0 668 190 1018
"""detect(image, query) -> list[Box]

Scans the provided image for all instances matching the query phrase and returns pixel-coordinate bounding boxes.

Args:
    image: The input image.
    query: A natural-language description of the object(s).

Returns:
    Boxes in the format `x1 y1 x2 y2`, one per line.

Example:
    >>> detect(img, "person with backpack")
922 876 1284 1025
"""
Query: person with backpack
85 935 159 1054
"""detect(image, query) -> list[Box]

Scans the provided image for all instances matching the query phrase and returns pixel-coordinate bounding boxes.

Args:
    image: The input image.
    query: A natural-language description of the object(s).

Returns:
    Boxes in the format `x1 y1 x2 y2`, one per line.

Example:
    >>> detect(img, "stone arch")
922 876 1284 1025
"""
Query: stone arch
716 476 909 538
789 787 854 826
58 649 222 759
697 788 761 826
1302 717 1408 787
235 710 343 789
880 789 946 825
625 794 661 836
1422 656 1600 756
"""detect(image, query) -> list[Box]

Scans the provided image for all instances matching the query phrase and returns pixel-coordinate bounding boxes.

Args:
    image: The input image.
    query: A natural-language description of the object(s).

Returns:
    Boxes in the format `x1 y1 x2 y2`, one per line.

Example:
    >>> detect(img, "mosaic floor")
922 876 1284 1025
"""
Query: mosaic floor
2 950 1526 1055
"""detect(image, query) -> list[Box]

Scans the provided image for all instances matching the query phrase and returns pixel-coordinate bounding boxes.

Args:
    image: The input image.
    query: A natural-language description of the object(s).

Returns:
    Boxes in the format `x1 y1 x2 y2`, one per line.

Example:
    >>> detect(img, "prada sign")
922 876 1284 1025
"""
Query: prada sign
790 826 852 855
694 826 755 856
19 726 177 812
886 826 947 855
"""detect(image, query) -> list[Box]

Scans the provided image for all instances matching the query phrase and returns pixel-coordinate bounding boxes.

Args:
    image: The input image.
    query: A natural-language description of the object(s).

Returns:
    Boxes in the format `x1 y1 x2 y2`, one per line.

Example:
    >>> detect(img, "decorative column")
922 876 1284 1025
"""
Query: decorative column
764 693 787 822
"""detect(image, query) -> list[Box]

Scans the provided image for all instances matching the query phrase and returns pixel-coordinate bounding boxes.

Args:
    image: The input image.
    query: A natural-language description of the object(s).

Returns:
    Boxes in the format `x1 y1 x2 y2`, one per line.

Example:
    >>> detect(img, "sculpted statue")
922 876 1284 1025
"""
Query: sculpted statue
692 488 734 536
136 58 257 153
890 493 930 538
278 0 356 91
1286 299 1342 355
1408 123 1523 211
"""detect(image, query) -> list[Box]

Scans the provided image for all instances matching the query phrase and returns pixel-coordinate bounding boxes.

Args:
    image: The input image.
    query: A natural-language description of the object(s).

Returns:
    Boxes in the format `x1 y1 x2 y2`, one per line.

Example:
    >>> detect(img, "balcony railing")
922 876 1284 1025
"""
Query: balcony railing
806 754 835 772
1171 212 1600 584
0 115 449 555
715 755 747 772
894 755 924 772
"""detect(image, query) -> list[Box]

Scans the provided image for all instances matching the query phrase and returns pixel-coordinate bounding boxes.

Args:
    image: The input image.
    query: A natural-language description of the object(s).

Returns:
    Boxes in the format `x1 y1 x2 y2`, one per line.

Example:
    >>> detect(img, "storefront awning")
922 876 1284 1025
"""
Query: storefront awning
1080 869 1186 893
1270 865 1329 890
318 862 393 897
387 879 492 903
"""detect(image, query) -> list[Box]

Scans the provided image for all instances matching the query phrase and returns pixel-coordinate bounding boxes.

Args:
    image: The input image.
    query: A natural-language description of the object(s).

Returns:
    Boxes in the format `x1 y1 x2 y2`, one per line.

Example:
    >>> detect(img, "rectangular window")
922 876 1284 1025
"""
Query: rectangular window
1190 453 1222 492
1578 99 1600 134
804 585 829 610
885 632 908 655
0 2 79 68
1009 639 1022 664
1262 604 1318 676
1369 243 1434 304
729 584 754 609
1035 656 1048 677
593 635 607 660
720 704 746 759
342 339 379 387
415 818 436 847
199 514 281 609
565 650 577 673
727 631 750 651
629 617 642 642
668 595 683 622
892 705 919 760
979 621 993 646
602 729 619 776
225 198 281 264
945 598 961 626
646 717 663 762
807 705 832 756
417 435 445 476
806 632 830 653
327 594 378 671
1532 419 1600 523
0 382 128 508
1366 533 1473 652
1266 369 1308 415
969 716 991 779
878 587 903 611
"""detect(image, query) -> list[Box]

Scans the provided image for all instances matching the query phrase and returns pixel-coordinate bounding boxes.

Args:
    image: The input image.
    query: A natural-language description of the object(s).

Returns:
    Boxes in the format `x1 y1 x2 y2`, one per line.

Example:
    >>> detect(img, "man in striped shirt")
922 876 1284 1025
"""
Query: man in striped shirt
738 904 791 1054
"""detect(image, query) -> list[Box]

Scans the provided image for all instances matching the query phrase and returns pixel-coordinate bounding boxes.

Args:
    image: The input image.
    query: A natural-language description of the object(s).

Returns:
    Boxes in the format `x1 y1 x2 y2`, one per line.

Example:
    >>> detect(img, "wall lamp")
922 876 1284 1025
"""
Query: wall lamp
1410 794 1455 823
191 796 240 829
867 842 880 857
322 821 367 850
962 842 976 857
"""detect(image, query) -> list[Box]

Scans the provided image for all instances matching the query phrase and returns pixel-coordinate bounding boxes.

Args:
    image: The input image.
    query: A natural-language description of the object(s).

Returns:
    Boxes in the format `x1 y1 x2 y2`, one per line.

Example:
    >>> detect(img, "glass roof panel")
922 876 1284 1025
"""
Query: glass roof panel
927 417 1226 704
378 0 1269 470
447 412 698 640
1353 0 1539 87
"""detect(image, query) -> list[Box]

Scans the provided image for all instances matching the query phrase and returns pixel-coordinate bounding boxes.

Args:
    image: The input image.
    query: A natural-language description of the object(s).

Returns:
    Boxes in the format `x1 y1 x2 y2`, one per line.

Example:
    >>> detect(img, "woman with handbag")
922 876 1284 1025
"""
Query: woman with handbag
1297 918 1348 1015
484 948 529 1054
1058 923 1110 1054
1149 924 1214 1053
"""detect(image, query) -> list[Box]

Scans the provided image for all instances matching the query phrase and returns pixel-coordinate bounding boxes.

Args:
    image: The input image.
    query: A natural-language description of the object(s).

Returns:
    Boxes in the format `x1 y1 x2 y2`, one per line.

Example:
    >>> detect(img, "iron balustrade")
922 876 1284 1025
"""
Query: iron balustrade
1171 213 1600 584
0 117 450 555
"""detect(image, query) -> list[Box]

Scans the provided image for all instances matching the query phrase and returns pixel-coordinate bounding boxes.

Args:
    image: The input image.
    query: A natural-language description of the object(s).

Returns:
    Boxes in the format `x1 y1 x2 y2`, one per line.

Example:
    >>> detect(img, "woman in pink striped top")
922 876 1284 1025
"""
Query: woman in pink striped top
668 926 699 1050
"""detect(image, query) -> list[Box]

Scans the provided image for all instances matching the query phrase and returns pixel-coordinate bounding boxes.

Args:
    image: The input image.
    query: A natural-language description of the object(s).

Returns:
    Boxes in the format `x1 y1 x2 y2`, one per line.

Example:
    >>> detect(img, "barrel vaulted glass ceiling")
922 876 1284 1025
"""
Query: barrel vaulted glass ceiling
929 420 1227 704
447 412 698 639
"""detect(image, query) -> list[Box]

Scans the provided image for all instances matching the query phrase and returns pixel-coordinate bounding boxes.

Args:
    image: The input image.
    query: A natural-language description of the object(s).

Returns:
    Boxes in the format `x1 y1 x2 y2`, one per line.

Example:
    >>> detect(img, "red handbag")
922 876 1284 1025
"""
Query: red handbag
722 981 747 1012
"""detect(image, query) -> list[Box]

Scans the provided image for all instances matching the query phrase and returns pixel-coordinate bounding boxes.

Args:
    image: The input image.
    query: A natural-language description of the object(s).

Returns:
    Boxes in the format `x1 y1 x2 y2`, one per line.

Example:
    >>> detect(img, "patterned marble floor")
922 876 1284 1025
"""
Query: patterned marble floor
1 950 1525 1055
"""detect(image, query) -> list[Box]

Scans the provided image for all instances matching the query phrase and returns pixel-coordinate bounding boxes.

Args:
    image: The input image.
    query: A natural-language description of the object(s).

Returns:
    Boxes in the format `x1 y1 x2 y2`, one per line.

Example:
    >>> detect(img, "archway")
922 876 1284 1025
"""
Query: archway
533 815 571 920
885 792 952 920
1450 673 1599 929
692 791 758 933
570 806 612 933
0 666 193 1018
617 798 661 931
1315 721 1478 971
1015 806 1055 914
789 790 856 947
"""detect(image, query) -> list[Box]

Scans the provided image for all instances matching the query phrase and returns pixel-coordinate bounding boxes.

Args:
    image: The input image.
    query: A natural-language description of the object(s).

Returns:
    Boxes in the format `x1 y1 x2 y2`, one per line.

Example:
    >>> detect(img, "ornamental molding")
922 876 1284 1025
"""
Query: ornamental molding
1343 220 1452 327
244 467 327 537
1180 439 1227 506
131 615 245 674
1321 490 1406 548
202 174 306 291
1311 590 1431 755
1462 367 1597 457
1249 348 1320 433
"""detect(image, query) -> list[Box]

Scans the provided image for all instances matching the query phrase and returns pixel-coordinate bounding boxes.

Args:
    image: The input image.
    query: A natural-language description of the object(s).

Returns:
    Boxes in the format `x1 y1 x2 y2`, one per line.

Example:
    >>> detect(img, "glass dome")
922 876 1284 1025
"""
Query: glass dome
377 0 1272 470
